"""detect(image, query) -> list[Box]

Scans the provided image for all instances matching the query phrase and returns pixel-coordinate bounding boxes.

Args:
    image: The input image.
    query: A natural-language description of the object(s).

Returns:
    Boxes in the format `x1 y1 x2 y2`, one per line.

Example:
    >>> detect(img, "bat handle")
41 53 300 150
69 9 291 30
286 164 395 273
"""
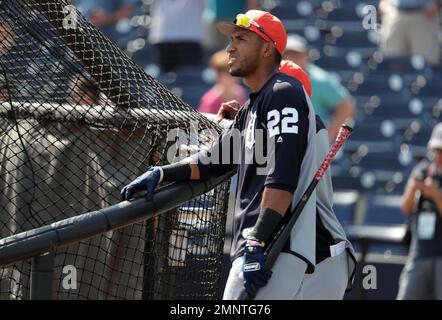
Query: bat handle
314 124 353 181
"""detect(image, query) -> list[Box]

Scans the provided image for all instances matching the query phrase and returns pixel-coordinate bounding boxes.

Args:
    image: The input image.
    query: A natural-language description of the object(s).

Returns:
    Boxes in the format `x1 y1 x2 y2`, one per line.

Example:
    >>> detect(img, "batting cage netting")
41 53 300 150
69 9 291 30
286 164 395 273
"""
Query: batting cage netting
0 0 231 299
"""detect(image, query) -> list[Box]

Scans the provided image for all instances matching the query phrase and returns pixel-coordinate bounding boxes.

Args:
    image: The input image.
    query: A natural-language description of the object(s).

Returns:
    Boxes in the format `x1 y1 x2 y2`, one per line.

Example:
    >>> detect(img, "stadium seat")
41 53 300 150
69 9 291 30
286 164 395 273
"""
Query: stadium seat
173 66 206 86
369 55 429 75
323 29 378 54
363 94 423 130
131 45 154 68
333 190 359 226
352 150 414 193
177 84 211 109
353 74 409 96
402 122 433 146
362 193 406 225
313 3 366 32
331 164 364 191
315 55 361 72
271 0 315 20
344 121 400 154
415 82 440 98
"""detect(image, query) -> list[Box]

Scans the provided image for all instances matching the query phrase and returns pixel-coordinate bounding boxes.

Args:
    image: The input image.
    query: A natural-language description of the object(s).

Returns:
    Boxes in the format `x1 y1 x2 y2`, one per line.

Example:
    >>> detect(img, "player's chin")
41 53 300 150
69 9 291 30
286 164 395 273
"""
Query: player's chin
229 67 244 78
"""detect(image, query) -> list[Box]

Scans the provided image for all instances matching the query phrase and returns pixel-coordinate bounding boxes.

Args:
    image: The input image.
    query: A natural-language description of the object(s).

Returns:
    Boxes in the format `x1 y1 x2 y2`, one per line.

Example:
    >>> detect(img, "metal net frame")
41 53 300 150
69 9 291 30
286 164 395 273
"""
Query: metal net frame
0 0 230 300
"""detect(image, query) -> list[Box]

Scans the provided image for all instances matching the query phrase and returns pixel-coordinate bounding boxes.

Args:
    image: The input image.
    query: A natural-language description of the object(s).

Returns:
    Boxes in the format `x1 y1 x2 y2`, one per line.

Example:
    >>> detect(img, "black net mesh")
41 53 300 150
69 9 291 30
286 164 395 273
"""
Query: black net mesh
0 0 230 300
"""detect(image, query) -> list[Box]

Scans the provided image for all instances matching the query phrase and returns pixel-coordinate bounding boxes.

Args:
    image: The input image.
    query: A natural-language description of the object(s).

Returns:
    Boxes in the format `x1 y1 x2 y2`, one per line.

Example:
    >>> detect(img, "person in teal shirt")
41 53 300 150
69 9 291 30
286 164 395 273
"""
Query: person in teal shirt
283 34 356 143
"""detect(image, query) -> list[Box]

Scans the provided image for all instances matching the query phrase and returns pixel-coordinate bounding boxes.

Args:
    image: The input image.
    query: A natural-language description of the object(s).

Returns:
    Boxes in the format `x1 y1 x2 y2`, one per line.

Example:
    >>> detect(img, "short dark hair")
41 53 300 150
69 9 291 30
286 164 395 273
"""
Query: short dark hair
274 51 282 66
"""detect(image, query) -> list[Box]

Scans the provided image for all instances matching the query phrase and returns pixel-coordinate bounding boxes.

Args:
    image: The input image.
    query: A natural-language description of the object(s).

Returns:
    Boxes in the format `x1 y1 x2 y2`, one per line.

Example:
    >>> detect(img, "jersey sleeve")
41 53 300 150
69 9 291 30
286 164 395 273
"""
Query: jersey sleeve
263 84 309 192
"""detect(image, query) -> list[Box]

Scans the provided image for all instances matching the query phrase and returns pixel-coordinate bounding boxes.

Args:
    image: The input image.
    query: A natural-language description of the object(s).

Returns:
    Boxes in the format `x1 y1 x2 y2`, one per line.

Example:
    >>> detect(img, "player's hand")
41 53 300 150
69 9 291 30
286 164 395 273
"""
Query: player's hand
120 167 163 201
216 100 240 122
421 177 440 201
243 239 272 298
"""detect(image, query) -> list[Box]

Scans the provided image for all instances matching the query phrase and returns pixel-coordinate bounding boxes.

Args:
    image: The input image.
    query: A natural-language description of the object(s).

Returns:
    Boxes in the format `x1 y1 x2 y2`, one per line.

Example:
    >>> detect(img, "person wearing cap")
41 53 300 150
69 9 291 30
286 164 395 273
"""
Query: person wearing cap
217 60 356 300
121 10 319 299
397 123 442 299
216 59 312 120
283 34 356 144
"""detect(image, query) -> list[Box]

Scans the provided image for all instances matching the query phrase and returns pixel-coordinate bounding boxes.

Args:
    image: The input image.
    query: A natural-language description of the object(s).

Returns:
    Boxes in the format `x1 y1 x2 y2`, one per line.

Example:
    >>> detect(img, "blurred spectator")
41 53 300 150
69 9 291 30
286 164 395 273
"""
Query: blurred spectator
198 50 247 115
379 0 440 66
0 20 14 102
398 123 442 299
0 20 14 56
283 34 355 143
75 0 138 43
149 0 205 73
66 74 101 106
203 0 259 49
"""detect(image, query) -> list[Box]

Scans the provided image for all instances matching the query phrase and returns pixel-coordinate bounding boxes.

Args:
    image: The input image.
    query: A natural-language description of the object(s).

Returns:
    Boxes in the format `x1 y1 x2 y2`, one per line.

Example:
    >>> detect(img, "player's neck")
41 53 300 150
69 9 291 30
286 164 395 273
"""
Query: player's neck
244 65 279 93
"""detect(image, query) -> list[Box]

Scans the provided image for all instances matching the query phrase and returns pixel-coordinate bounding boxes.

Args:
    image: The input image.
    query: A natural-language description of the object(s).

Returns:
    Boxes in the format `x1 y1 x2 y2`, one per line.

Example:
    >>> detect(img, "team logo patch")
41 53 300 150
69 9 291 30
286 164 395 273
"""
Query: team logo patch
244 262 261 272
245 112 257 149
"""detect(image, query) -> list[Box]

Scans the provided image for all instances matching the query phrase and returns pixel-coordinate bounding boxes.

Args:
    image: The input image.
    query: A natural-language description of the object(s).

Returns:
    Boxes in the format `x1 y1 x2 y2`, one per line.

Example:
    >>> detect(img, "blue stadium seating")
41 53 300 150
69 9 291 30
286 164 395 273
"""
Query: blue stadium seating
344 121 401 155
363 194 405 225
333 190 359 225
177 84 211 109
416 82 441 98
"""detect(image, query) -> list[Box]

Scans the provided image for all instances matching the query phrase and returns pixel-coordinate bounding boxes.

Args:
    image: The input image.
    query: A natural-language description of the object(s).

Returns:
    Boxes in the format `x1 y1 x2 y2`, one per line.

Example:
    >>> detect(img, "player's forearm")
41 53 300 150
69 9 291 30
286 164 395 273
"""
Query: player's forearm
260 187 293 216
401 184 418 216
329 99 355 143
248 187 293 245
164 157 201 180
185 156 237 180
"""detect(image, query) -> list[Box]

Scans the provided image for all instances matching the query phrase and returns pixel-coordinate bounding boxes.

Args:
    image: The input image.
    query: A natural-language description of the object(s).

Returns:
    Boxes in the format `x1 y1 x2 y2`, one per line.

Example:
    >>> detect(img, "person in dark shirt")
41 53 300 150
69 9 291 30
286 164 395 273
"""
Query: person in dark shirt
397 122 442 299
121 10 318 299
217 60 356 299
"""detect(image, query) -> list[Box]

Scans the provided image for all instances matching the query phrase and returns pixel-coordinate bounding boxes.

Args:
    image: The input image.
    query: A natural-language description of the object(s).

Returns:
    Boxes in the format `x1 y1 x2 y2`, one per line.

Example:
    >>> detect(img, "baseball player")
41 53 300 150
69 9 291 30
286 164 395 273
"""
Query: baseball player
218 60 356 299
121 10 319 299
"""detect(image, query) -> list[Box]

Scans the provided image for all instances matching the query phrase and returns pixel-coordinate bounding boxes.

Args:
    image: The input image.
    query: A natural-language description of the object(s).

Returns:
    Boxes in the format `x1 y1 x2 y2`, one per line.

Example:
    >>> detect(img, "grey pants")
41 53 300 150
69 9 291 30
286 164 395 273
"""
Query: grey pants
223 253 307 300
397 256 442 300
303 250 349 300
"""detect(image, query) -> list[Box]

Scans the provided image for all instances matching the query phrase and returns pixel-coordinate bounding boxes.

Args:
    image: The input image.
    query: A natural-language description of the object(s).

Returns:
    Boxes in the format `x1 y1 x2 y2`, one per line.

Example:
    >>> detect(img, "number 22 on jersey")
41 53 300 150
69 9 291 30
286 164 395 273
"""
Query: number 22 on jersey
267 107 299 138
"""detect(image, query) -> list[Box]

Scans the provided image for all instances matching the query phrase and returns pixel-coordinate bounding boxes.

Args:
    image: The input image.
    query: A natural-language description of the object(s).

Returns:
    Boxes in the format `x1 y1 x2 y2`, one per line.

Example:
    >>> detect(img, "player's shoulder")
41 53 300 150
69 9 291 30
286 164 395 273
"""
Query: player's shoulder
266 73 308 106
273 72 305 93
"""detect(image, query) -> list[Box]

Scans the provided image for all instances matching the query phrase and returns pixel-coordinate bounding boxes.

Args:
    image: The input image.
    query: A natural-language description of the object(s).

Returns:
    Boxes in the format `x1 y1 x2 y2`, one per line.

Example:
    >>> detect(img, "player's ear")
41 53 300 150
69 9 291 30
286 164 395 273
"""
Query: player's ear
262 42 272 58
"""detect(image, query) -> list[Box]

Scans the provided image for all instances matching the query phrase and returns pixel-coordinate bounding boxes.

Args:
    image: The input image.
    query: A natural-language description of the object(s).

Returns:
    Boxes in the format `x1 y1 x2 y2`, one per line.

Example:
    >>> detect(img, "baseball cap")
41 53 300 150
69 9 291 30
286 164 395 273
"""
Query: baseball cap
428 123 442 150
279 60 312 97
285 34 308 53
217 10 287 55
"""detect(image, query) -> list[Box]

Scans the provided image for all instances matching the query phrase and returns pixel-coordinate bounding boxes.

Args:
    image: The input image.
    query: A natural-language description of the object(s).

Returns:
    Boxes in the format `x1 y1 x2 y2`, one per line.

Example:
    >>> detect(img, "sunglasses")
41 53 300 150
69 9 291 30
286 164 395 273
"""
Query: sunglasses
234 14 276 45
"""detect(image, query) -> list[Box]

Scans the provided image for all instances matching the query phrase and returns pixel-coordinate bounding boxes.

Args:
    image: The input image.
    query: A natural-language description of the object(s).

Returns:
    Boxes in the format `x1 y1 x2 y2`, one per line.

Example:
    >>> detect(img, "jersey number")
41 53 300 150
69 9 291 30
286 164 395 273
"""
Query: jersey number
267 108 298 138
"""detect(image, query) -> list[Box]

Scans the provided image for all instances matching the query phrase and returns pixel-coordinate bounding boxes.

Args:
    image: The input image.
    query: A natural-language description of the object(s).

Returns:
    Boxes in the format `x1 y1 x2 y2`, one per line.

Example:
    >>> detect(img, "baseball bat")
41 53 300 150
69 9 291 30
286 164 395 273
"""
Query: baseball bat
238 124 353 300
